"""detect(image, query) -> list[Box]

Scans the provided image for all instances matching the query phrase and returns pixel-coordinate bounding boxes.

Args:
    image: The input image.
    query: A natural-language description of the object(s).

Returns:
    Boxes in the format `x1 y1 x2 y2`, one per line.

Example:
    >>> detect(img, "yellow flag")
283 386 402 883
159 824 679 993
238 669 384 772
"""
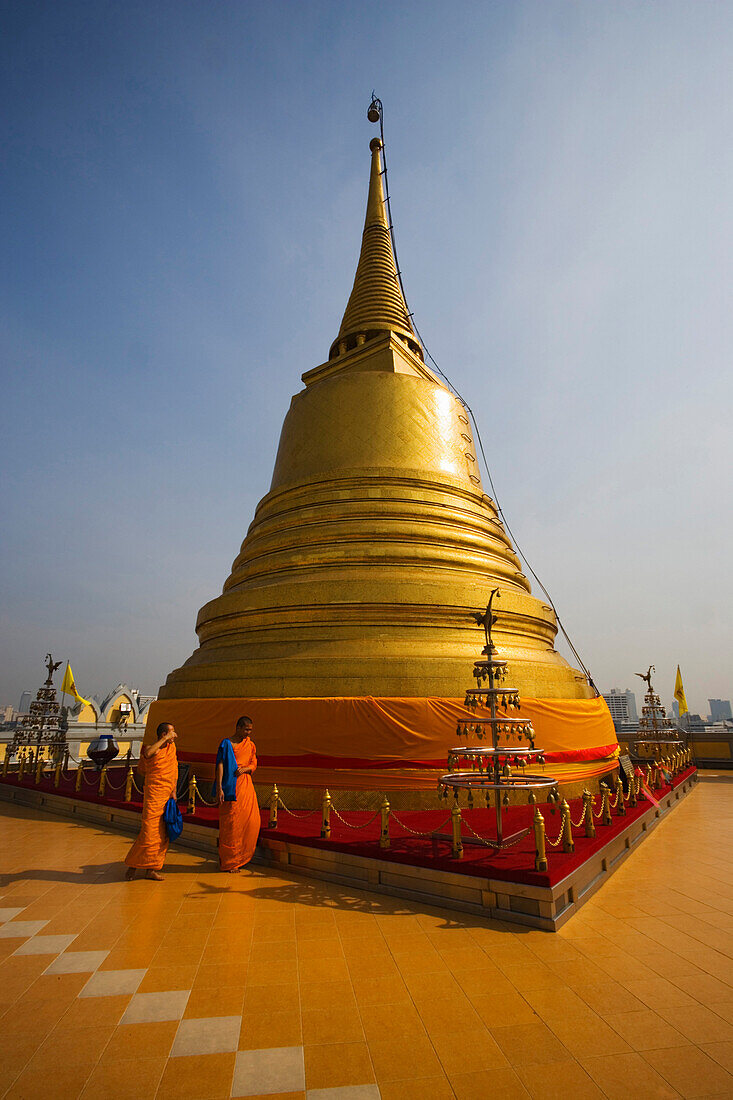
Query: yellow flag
61 663 91 708
674 665 688 716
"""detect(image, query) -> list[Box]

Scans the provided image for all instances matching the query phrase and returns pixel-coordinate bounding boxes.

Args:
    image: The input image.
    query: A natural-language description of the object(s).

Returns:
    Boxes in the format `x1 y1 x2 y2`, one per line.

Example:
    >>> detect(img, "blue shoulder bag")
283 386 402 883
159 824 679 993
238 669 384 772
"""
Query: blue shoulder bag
163 795 183 842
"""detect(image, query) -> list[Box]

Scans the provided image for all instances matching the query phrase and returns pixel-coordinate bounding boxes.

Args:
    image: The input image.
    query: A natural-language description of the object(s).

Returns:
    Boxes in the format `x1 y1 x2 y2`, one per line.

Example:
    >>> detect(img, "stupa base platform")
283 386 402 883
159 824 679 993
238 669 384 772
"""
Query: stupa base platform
0 766 696 931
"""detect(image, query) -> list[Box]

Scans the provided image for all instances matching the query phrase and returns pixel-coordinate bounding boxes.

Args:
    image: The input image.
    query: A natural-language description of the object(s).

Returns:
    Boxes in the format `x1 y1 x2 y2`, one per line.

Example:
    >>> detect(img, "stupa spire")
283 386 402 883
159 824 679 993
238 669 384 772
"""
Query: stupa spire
330 137 422 361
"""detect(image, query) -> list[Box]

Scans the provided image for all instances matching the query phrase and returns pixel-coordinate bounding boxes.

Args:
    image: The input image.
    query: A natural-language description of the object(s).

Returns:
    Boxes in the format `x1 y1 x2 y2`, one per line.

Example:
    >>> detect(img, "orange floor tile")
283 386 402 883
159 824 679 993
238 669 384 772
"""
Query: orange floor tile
0 773 732 1098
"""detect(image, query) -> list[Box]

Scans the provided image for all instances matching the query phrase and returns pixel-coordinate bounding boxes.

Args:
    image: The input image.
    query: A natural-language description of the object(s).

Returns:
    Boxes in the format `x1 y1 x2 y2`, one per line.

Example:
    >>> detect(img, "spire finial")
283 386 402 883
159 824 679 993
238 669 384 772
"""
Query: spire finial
330 127 421 361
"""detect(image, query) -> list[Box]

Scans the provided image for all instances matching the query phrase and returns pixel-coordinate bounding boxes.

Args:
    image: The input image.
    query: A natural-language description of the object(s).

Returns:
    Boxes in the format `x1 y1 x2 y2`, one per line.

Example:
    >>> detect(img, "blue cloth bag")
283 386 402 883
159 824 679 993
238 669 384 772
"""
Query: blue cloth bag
163 795 183 841
210 738 238 802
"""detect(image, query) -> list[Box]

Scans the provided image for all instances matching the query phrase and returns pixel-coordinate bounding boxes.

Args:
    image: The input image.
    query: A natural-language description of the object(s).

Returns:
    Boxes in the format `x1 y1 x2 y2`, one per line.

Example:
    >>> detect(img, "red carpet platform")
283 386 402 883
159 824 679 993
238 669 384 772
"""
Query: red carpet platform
0 764 697 905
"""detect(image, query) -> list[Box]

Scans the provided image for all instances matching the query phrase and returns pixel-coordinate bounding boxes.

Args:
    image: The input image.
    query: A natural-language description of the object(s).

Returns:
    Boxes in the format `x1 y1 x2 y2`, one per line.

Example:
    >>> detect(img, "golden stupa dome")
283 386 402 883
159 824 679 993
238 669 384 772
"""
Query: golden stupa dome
159 136 592 704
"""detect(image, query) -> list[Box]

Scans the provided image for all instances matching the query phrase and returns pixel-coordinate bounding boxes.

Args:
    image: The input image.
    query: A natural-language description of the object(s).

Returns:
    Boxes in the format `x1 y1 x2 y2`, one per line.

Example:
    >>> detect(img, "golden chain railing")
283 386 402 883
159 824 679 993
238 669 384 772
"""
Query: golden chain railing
390 812 451 837
330 807 382 830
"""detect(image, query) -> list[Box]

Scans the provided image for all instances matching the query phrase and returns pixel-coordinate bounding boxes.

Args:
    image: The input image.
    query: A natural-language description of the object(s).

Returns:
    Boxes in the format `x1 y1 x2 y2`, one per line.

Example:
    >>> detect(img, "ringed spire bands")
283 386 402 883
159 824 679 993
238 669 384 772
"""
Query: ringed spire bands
330 137 423 362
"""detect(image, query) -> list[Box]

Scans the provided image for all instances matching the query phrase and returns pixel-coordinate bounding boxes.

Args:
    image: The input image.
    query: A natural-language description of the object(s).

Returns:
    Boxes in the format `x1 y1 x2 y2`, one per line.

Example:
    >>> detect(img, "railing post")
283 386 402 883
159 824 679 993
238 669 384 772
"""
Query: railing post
628 772 637 808
601 785 612 826
615 776 626 816
125 765 133 803
188 774 198 816
2 751 9 777
54 760 62 788
380 796 390 849
269 783 279 829
451 803 463 859
99 765 107 797
583 789 595 838
321 789 331 839
561 800 575 853
534 807 548 871
76 761 84 792
35 752 44 785
18 751 26 782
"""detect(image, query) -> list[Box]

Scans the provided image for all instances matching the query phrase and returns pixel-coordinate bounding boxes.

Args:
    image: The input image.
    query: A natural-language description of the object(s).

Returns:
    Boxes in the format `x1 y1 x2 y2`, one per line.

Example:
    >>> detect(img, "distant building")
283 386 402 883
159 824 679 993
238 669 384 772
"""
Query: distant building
1 682 155 765
602 689 638 731
709 699 733 722
17 691 31 714
0 705 14 724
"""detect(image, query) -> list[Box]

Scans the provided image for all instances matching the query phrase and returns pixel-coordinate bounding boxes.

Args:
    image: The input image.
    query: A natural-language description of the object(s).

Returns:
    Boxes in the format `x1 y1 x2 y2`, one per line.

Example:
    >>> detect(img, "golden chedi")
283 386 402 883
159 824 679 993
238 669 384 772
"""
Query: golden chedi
153 136 616 794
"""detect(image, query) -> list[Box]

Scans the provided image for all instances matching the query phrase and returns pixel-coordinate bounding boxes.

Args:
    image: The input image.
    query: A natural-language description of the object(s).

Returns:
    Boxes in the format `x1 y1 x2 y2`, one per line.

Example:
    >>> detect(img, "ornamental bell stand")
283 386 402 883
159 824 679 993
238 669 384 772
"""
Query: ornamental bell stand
438 590 559 849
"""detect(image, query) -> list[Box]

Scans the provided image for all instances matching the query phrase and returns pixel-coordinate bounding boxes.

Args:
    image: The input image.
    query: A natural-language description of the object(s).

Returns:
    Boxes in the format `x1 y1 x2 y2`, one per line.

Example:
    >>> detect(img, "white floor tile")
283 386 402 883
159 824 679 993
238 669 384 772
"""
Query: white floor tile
0 919 48 939
232 1046 305 1097
45 949 109 974
0 907 25 923
171 1015 241 1056
121 989 190 1024
80 968 147 997
14 933 76 956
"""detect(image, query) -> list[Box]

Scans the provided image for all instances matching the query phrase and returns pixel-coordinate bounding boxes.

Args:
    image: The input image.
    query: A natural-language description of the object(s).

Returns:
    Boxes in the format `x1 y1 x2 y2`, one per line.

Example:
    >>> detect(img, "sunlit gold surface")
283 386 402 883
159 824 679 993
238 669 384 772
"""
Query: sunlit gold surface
160 139 592 704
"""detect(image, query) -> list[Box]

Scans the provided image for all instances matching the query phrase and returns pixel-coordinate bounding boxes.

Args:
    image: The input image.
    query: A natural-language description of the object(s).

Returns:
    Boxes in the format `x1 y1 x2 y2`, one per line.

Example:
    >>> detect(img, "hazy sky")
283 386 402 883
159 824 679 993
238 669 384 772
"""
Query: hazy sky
2 1 731 715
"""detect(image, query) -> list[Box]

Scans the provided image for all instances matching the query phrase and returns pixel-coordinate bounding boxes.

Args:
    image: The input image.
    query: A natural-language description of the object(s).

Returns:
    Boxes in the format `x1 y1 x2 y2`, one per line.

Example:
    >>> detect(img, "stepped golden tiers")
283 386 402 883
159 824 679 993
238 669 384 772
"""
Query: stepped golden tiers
153 136 616 791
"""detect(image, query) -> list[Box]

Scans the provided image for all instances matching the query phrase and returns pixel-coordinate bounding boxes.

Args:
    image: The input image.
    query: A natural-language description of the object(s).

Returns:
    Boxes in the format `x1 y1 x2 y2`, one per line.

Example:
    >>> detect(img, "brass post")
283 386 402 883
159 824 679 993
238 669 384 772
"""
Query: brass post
601 786 612 826
380 796 390 849
561 800 574 853
615 776 626 816
628 773 637 808
124 765 133 803
2 751 9 777
35 751 44 785
528 790 536 805
269 784 279 829
451 804 463 859
321 789 331 839
583 789 595 838
188 774 198 816
99 765 107 797
75 762 84 792
18 751 26 782
54 760 62 788
534 807 548 871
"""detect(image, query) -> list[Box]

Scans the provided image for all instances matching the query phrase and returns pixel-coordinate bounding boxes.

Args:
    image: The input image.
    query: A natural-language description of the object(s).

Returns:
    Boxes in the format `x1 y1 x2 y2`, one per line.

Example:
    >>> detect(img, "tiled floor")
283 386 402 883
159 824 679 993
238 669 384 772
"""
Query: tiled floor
0 774 732 1098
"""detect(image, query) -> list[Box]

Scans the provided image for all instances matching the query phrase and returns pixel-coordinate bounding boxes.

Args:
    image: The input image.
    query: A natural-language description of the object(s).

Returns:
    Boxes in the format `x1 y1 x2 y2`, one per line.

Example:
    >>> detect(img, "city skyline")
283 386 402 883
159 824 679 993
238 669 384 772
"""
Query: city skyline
2 2 731 713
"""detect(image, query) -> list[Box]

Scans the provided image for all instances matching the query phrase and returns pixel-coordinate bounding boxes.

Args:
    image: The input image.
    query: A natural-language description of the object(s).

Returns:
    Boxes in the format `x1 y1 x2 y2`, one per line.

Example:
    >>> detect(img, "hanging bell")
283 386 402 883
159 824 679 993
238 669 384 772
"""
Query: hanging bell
367 95 382 124
502 792 509 807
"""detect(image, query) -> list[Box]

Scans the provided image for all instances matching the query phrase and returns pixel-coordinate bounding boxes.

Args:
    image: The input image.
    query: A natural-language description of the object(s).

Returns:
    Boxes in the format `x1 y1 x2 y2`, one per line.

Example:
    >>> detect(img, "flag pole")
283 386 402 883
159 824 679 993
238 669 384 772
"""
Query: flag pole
61 660 69 711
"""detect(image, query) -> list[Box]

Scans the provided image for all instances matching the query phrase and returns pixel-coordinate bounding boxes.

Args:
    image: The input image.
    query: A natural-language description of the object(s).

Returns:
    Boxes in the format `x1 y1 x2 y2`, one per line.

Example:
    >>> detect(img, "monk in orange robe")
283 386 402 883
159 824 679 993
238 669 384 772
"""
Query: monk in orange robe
216 716 260 873
124 722 178 881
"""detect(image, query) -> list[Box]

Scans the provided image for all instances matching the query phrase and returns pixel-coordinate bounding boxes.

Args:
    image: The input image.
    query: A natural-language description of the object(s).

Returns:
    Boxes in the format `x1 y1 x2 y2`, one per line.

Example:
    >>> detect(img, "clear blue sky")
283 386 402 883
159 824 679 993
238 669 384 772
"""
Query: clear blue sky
2 1 731 714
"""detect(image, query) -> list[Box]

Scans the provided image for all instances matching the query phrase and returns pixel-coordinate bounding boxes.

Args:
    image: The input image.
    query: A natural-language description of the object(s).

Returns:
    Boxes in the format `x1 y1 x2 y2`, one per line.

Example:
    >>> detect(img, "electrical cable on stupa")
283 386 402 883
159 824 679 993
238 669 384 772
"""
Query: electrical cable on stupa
366 92 598 695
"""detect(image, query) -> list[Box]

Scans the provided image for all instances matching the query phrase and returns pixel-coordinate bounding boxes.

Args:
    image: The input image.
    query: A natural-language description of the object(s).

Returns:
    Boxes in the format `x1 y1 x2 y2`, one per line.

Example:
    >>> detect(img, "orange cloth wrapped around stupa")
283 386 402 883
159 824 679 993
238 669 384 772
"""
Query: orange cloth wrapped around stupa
218 738 260 871
125 741 178 870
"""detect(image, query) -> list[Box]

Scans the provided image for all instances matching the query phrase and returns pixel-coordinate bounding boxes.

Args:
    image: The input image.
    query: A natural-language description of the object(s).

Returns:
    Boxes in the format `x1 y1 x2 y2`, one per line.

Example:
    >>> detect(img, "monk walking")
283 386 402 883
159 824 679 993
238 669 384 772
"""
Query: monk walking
124 722 178 881
215 716 260 873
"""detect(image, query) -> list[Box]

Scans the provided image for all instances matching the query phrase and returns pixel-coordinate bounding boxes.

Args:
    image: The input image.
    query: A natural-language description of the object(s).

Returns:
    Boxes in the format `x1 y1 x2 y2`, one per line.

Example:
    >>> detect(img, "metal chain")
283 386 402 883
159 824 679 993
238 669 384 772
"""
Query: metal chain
330 807 382 830
461 815 521 849
103 770 128 790
131 773 145 794
195 788 218 806
545 812 567 848
569 804 586 829
390 812 452 837
277 798 320 820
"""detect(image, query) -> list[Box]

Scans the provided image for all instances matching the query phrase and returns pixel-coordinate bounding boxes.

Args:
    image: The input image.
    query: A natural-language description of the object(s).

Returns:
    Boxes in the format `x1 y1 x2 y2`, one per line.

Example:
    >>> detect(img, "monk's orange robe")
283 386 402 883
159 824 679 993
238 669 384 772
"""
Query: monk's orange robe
125 741 178 870
219 738 260 871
